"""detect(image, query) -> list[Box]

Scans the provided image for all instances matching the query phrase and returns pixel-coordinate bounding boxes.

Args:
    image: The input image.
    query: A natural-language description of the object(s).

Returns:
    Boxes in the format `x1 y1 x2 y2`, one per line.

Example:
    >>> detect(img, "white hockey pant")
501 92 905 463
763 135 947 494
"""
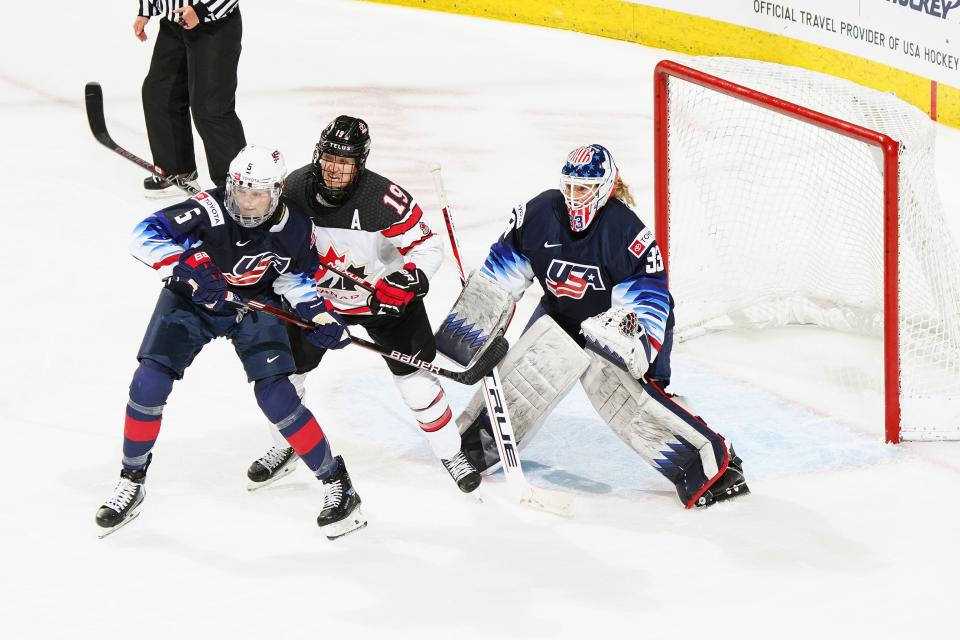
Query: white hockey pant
394 369 459 460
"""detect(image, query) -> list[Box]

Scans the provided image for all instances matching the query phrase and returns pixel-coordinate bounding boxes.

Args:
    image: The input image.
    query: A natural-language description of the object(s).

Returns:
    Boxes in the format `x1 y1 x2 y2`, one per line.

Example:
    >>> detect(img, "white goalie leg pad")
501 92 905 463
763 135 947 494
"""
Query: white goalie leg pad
436 271 515 367
580 353 720 482
394 369 459 460
456 315 591 444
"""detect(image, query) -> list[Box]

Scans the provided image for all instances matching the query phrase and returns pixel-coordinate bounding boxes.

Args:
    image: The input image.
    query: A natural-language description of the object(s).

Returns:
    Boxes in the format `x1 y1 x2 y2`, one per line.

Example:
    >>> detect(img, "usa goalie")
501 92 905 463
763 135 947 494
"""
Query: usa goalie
436 144 749 509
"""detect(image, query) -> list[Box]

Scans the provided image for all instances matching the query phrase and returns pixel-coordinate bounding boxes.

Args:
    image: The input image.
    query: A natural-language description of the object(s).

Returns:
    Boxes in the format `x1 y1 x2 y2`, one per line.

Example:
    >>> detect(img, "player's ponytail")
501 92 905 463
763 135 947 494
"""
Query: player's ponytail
613 176 635 207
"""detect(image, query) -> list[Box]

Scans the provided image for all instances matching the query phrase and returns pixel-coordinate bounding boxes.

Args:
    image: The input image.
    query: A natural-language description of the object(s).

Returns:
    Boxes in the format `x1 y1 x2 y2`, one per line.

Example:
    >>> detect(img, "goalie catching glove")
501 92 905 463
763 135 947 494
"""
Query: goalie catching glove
369 264 429 315
172 249 229 311
581 307 652 379
294 299 351 350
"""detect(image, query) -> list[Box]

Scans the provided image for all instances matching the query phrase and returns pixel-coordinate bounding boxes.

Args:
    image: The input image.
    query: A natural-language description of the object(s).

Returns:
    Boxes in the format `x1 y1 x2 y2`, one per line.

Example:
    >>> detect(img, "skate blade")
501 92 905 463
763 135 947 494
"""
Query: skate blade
96 509 141 539
694 483 751 509
246 463 298 491
320 508 367 541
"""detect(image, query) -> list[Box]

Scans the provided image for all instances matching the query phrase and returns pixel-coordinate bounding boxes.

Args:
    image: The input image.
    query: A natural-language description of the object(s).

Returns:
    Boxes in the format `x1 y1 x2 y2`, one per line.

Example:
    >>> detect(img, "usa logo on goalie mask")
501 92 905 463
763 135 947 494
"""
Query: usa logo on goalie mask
545 259 604 299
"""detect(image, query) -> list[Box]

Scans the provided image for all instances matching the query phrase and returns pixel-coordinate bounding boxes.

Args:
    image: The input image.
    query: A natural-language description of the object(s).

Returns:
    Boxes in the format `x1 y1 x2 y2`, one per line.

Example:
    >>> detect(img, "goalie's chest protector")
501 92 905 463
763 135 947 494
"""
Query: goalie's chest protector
519 190 651 328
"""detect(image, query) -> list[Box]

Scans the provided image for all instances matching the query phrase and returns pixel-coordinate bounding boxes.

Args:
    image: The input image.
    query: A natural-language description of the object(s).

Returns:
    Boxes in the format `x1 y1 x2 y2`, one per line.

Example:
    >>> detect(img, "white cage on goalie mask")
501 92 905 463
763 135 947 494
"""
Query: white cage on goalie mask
655 57 960 442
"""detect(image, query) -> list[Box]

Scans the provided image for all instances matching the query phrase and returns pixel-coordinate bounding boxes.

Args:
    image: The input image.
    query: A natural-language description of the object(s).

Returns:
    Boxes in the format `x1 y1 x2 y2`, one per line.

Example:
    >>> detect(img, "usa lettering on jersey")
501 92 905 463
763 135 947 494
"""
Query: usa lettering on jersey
545 259 605 299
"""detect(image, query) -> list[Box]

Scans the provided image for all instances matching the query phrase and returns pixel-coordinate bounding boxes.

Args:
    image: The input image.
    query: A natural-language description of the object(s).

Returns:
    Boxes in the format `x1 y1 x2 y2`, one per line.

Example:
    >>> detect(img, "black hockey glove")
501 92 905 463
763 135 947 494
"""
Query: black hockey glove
172 249 229 311
369 264 429 316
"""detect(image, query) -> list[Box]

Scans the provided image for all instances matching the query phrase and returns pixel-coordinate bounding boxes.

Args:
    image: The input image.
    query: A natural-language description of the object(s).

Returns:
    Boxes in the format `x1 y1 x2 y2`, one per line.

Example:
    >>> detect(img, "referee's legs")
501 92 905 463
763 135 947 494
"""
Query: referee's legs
143 19 196 175
187 10 246 187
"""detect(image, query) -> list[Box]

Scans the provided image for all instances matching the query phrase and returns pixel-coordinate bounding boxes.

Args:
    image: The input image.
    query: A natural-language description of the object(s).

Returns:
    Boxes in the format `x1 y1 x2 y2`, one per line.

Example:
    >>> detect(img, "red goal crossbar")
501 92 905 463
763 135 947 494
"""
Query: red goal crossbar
652 60 903 443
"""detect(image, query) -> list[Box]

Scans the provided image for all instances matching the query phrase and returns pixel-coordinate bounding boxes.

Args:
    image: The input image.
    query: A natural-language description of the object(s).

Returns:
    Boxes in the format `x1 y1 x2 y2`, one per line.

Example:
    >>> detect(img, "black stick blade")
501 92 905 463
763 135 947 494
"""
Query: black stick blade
454 335 509 385
84 82 112 146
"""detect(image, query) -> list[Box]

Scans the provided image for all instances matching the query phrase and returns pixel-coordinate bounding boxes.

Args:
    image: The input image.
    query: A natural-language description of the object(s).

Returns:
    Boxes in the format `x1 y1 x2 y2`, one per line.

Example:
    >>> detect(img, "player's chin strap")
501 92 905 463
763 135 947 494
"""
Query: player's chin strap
223 292 506 386
431 164 574 518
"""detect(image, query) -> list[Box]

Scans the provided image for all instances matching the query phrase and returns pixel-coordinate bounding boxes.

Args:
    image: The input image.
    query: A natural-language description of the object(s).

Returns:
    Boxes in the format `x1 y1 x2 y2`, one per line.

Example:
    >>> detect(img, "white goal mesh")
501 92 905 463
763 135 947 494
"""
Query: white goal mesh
657 57 960 441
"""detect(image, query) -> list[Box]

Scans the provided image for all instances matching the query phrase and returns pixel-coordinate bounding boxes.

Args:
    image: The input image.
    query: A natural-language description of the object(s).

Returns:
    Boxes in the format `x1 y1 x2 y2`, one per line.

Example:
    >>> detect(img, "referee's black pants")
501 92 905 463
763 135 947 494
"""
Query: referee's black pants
142 10 246 187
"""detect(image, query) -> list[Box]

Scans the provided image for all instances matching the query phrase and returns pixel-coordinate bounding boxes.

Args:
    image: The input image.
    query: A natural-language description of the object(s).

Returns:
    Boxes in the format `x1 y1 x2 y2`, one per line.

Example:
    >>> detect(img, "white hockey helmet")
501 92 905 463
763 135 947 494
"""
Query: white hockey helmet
559 144 618 232
226 145 288 228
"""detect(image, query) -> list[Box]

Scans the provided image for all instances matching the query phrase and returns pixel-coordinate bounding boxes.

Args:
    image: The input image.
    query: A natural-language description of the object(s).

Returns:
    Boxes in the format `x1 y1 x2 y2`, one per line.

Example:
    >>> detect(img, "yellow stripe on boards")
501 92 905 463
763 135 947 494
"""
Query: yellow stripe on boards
362 0 953 127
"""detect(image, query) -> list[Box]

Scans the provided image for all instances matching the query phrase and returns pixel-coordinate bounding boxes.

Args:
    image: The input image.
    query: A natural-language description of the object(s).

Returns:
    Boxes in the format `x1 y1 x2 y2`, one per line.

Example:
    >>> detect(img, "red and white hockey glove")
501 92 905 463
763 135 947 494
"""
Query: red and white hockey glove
172 249 229 311
369 263 429 316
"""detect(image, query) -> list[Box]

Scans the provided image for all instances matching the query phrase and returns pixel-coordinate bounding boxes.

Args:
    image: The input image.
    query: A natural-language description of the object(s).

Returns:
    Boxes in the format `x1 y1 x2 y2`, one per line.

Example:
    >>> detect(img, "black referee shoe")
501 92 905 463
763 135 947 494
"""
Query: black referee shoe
143 171 199 199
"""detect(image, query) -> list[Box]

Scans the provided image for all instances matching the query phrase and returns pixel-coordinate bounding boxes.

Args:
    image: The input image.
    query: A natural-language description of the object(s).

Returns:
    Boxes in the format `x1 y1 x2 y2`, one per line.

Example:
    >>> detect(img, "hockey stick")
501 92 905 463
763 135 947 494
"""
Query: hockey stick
85 81 199 195
85 81 506 385
225 294 506 386
430 165 574 517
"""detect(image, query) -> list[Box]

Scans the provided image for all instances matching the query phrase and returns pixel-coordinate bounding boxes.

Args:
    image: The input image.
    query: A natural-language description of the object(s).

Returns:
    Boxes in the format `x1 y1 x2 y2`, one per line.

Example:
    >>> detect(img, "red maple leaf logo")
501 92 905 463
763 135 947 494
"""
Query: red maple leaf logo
315 244 366 291
318 244 346 272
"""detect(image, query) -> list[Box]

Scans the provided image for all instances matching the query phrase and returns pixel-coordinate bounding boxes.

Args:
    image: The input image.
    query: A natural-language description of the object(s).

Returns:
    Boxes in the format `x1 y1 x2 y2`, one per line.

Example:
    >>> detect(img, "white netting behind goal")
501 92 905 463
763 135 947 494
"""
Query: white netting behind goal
661 57 960 440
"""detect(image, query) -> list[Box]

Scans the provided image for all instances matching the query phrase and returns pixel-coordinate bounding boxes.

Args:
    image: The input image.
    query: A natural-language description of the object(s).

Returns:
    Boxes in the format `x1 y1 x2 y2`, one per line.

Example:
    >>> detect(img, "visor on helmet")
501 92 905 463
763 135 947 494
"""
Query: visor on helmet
225 145 287 228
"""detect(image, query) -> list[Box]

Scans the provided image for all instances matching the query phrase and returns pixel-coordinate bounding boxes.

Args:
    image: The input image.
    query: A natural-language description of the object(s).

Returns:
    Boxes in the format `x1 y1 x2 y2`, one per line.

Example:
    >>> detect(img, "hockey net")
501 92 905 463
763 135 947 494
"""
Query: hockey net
654 57 960 442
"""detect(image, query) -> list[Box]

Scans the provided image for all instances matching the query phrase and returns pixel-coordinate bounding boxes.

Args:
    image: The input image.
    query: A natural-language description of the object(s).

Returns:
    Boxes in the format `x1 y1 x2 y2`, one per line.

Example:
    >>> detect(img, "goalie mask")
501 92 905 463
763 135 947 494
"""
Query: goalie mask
313 115 371 205
559 144 618 233
226 145 287 228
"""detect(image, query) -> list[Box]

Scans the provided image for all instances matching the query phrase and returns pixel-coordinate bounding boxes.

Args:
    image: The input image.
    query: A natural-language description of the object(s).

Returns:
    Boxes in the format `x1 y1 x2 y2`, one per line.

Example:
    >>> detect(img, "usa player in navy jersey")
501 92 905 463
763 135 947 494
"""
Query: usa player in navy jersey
245 116 481 494
94 145 366 540
438 144 749 508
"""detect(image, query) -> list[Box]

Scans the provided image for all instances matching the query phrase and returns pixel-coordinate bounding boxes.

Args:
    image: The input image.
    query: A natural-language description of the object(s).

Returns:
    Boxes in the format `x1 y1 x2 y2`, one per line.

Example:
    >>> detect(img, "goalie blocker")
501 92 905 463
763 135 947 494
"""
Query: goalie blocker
435 271 514 367
455 309 749 509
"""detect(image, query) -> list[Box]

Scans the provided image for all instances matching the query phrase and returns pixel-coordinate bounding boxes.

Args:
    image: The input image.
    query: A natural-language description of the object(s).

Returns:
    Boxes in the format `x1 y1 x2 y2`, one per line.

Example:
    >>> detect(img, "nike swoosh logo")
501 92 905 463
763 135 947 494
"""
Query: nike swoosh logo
544 241 562 248
236 240 252 246
267 355 279 363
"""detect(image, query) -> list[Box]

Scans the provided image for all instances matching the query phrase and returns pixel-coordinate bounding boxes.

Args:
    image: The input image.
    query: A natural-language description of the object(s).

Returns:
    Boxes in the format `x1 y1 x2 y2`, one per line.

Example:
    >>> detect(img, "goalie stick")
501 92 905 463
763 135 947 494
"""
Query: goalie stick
84 81 506 385
430 165 574 517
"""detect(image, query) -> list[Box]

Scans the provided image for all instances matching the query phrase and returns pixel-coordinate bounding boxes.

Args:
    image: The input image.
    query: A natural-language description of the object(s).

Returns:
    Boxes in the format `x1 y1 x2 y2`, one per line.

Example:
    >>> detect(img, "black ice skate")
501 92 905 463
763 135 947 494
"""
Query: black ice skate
95 454 151 538
694 445 750 509
442 451 482 493
143 171 199 199
317 456 366 540
247 445 300 491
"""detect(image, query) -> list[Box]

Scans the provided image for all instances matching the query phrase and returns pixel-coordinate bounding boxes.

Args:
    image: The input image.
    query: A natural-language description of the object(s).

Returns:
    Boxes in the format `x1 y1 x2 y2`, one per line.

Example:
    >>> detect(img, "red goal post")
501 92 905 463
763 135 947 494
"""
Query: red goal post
653 60 904 442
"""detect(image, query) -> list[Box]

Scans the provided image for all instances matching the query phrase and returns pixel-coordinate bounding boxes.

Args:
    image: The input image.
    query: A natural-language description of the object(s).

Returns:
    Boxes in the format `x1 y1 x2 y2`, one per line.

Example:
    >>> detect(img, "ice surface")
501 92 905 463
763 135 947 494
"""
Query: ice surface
0 1 957 637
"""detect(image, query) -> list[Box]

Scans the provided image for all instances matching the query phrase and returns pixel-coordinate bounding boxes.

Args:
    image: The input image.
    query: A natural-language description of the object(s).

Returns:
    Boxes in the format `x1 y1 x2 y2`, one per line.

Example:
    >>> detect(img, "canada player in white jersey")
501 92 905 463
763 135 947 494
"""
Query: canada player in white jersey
245 116 480 494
